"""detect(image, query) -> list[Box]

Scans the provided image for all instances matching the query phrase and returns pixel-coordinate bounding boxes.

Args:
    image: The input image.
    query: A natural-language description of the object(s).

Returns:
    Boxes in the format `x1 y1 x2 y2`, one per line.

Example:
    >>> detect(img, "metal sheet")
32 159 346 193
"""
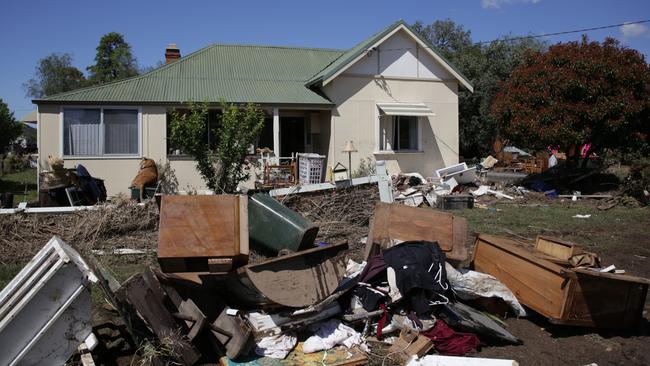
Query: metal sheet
377 102 435 116
0 236 97 366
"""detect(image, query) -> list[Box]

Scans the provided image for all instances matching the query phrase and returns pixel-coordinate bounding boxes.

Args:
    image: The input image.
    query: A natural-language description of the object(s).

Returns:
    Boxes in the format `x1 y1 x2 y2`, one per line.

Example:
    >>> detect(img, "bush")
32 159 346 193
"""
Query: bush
2 154 29 174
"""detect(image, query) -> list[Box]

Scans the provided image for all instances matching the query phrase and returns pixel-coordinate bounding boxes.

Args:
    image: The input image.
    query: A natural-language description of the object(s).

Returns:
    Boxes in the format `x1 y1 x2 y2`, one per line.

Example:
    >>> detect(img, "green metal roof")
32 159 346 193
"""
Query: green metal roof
35 44 344 105
35 20 472 105
306 20 404 86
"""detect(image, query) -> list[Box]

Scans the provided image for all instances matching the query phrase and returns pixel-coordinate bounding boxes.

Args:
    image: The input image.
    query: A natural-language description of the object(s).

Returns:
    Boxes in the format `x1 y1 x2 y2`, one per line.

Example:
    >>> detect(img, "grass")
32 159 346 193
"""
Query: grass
0 168 38 203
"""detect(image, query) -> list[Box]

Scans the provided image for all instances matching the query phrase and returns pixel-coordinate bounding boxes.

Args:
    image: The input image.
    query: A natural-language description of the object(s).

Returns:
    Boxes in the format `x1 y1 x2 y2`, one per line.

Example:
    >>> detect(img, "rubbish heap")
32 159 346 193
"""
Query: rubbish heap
1 187 648 366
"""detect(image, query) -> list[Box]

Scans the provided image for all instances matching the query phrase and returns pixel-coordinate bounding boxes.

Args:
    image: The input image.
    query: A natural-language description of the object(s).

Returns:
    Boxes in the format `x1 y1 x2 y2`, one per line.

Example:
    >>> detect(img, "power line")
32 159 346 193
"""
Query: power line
475 19 650 45
372 19 650 53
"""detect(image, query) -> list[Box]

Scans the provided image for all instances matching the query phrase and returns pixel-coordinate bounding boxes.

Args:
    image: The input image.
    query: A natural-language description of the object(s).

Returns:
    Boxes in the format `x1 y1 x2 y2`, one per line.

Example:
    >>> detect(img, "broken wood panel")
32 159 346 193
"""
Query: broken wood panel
117 269 201 365
243 242 349 308
365 202 468 261
158 195 248 272
535 235 582 260
473 235 567 319
388 331 433 364
557 269 649 328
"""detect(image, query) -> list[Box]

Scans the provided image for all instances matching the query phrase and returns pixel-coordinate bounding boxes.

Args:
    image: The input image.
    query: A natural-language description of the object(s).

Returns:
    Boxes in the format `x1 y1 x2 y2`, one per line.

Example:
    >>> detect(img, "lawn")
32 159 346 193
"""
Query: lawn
0 168 38 204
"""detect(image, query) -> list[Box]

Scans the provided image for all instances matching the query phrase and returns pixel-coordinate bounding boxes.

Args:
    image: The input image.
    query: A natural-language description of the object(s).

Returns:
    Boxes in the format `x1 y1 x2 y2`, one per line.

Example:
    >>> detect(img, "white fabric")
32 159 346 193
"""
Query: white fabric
386 267 403 303
446 263 527 317
346 259 366 277
303 319 364 354
548 154 558 168
254 333 297 359
64 108 101 156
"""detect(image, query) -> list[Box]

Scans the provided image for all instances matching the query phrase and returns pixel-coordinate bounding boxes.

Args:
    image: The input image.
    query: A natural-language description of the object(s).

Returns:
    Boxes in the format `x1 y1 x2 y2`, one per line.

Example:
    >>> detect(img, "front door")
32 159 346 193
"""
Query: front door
280 117 305 157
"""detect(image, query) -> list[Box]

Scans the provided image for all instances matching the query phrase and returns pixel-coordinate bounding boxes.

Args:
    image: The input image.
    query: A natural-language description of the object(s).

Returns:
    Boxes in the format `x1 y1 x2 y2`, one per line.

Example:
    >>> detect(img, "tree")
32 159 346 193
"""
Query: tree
24 53 86 98
491 37 650 157
0 99 22 151
169 101 265 193
87 32 139 84
412 20 545 158
412 19 473 59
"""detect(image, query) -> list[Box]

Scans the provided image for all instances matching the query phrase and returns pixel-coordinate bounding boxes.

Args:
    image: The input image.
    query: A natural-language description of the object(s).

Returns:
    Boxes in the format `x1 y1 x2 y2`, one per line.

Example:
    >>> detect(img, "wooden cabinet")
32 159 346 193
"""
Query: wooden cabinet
158 195 248 273
473 234 649 328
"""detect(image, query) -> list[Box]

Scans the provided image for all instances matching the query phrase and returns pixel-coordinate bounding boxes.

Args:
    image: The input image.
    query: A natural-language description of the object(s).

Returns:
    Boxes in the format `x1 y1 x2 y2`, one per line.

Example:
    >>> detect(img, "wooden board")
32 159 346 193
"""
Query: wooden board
557 268 649 327
388 330 433 364
116 269 201 365
473 234 650 328
365 202 468 262
158 195 248 272
535 235 582 260
219 342 367 366
474 234 573 319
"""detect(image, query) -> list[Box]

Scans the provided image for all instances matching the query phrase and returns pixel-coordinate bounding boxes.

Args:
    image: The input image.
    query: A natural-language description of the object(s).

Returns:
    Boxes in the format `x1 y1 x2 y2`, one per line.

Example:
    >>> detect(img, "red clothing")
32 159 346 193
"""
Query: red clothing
421 319 480 356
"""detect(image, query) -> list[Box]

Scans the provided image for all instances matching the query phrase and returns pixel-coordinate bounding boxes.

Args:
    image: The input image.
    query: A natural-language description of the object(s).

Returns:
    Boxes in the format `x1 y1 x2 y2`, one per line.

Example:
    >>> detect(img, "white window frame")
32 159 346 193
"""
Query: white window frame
375 113 423 154
60 105 142 159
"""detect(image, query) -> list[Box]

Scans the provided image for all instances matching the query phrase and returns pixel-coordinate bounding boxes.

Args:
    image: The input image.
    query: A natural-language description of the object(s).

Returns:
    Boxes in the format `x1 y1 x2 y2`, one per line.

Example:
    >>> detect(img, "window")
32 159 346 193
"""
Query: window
63 107 140 156
166 109 221 156
167 110 274 156
379 115 419 151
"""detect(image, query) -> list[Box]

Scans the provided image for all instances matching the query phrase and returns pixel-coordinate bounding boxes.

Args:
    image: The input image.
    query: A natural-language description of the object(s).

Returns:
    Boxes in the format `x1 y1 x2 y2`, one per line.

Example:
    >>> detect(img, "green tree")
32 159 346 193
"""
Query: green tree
412 20 545 158
491 37 650 158
412 19 473 59
24 53 86 98
169 101 265 193
0 99 22 151
87 32 139 84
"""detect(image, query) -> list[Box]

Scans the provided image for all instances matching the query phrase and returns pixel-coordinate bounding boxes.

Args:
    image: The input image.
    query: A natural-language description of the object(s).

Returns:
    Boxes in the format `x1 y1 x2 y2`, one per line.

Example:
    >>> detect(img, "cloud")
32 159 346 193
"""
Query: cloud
482 0 541 9
620 22 649 38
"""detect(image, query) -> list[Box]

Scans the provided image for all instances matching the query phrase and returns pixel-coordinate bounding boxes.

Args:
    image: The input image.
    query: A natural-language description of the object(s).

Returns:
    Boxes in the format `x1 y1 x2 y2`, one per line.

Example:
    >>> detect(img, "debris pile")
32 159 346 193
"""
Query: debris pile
0 199 158 263
39 156 107 206
1 184 648 365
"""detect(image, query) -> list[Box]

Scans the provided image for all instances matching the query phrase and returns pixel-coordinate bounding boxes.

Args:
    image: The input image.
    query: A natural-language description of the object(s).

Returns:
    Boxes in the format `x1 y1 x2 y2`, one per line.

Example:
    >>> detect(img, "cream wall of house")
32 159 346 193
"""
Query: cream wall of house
346 29 453 80
323 76 459 177
322 28 461 177
38 105 209 197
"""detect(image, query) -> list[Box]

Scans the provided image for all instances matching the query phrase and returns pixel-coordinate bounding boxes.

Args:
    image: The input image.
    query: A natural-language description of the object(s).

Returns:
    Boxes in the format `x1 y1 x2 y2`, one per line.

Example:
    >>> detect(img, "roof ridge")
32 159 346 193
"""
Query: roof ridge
37 44 216 101
208 43 345 52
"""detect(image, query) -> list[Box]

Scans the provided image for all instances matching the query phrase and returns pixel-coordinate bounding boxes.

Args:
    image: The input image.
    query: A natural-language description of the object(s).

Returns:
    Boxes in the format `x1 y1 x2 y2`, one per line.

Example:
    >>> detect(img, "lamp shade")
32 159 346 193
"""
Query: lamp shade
342 140 358 153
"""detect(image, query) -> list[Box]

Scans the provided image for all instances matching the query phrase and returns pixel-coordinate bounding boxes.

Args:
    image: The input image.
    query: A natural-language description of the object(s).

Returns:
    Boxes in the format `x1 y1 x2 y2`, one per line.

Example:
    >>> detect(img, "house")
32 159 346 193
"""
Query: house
33 20 472 196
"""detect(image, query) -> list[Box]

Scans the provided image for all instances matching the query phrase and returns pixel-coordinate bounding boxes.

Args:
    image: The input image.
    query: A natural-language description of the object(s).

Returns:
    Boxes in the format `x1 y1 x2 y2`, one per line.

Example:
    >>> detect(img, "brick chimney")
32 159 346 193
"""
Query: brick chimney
165 44 181 64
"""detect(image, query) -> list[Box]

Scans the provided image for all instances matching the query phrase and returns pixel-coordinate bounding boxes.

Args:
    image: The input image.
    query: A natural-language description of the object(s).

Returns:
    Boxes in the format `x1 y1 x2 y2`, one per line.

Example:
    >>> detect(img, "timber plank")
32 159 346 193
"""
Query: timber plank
473 238 566 318
158 195 248 272
365 202 468 261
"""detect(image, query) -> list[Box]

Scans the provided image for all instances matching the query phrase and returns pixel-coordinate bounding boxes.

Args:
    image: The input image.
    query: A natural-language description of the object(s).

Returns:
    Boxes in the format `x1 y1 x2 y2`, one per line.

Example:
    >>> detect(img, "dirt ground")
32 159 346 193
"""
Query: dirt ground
1 193 649 366
454 200 650 366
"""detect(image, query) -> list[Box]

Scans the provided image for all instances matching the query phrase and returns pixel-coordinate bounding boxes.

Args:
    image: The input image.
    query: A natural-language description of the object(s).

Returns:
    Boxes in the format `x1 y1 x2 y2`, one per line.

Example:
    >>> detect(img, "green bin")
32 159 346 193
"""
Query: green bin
248 193 319 254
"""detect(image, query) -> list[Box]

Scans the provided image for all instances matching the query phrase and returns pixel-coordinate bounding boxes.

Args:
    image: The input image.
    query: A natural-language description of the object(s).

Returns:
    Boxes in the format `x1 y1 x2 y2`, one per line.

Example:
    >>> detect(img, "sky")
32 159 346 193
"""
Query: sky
1 0 649 119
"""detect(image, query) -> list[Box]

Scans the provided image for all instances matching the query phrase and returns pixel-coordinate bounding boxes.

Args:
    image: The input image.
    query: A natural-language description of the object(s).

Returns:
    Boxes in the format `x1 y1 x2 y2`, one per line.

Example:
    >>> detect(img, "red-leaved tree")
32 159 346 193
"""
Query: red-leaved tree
491 37 650 157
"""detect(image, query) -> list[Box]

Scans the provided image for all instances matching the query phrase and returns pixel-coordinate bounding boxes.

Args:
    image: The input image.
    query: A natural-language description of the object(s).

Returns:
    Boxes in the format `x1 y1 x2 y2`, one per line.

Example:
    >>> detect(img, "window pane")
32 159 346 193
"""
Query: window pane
104 109 138 154
257 117 274 150
392 116 418 150
64 109 101 156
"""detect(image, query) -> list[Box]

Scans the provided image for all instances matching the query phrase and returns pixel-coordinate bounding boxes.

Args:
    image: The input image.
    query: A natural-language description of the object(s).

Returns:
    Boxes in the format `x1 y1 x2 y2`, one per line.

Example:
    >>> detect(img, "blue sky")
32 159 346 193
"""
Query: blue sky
1 0 649 119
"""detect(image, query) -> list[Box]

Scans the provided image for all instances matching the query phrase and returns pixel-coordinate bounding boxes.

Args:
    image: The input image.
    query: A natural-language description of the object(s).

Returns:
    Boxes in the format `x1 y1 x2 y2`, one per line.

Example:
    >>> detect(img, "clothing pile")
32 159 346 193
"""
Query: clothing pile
347 240 481 356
